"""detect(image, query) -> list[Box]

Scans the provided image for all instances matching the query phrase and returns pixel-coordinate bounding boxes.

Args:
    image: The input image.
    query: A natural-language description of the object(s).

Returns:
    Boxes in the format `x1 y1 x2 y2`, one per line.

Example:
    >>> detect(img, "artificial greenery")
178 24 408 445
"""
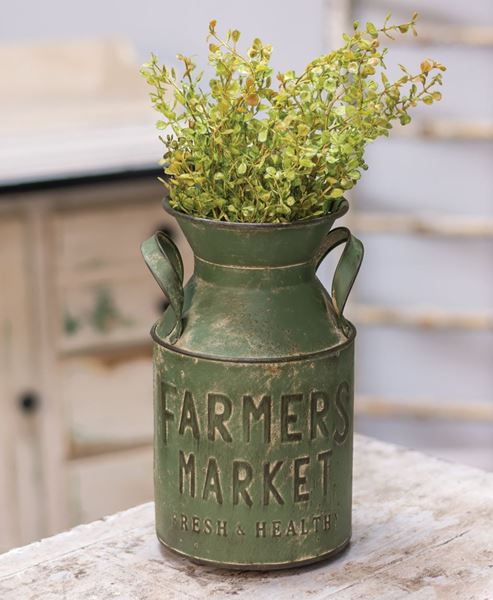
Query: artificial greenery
141 14 445 223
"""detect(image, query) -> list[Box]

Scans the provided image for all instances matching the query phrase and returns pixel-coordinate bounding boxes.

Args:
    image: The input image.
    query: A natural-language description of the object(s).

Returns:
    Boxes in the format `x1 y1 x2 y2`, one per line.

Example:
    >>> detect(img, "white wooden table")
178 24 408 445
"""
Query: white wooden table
1 435 492 599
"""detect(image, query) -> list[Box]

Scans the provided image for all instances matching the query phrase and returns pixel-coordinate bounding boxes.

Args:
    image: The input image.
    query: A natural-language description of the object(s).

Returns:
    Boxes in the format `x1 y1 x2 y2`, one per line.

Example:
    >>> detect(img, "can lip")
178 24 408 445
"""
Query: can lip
157 533 351 571
150 321 356 364
162 196 349 230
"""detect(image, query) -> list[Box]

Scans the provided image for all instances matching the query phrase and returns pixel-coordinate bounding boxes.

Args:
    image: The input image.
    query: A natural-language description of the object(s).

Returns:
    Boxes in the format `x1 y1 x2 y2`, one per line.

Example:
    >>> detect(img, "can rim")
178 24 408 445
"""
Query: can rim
162 196 349 230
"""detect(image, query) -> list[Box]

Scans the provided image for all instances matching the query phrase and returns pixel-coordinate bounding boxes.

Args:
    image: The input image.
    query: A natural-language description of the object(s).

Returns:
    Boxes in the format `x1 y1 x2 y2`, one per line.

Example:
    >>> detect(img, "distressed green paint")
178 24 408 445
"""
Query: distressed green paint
89 288 134 333
142 199 363 569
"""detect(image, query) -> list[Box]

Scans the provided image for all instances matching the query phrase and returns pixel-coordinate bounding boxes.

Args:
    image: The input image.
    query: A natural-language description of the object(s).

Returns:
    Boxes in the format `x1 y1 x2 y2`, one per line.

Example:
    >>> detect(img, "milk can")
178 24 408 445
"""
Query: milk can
141 197 363 569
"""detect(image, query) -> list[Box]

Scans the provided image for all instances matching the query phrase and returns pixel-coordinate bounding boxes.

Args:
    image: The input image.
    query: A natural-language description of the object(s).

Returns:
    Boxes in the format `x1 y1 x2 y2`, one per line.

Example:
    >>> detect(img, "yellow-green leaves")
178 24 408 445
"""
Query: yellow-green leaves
246 93 259 106
420 60 432 74
366 22 378 37
258 129 268 143
141 17 445 223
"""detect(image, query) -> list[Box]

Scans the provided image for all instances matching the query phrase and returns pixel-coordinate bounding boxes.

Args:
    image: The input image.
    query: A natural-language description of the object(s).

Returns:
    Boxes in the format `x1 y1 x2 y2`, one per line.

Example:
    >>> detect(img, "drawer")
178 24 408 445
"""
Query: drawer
59 273 164 353
53 199 189 276
60 353 153 454
68 447 153 526
53 198 193 352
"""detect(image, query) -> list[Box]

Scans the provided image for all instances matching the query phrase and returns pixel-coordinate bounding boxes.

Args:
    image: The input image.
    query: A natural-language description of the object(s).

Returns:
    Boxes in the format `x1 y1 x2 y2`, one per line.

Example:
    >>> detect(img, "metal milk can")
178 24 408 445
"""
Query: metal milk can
141 198 363 569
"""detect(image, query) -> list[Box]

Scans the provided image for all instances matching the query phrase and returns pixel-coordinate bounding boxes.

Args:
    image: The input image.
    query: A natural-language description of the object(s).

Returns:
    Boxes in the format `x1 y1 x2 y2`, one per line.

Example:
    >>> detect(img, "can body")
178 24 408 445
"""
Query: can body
153 341 354 569
142 199 363 569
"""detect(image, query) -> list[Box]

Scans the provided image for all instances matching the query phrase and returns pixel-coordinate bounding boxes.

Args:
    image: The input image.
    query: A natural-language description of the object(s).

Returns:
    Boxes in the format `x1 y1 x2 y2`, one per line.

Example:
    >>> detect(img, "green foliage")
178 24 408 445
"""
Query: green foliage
141 14 445 223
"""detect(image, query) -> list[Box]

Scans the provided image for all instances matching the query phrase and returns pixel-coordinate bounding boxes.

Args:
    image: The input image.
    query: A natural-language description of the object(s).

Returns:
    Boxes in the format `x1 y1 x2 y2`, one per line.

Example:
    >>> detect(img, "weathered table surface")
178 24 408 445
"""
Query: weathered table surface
1 436 492 599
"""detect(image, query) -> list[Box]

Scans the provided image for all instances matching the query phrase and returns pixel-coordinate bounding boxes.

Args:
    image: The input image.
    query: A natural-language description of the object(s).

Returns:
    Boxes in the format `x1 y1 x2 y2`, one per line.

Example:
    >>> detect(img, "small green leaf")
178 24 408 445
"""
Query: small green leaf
237 163 247 175
300 158 314 168
366 22 378 37
258 129 268 142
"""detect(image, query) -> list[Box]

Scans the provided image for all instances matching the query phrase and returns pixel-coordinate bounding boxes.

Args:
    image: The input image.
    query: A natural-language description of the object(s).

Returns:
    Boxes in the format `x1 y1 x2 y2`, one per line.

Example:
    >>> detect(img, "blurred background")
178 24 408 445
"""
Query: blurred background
0 0 491 552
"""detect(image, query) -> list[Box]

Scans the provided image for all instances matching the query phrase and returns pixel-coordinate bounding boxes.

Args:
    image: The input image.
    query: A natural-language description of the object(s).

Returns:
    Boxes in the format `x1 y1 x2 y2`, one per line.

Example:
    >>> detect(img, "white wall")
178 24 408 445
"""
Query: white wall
0 0 327 73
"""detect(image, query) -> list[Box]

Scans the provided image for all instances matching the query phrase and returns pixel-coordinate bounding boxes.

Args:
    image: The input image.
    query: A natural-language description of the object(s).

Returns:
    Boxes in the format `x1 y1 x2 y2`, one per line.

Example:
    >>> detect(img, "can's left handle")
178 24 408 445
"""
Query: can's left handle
141 232 184 344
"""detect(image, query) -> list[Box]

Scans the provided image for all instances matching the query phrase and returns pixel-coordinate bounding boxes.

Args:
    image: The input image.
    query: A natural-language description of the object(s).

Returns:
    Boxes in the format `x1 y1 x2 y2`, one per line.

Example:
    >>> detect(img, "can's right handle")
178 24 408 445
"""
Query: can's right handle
316 227 364 321
141 231 184 344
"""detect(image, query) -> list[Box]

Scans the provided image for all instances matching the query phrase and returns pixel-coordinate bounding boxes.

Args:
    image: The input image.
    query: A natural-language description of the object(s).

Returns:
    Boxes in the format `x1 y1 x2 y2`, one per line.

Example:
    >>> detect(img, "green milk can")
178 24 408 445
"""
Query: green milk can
141 197 363 570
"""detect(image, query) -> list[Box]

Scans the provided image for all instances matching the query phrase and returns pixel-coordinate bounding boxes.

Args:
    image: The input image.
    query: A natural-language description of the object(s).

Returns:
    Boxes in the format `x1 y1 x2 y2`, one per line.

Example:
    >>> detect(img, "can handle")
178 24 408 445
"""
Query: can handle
141 232 184 344
316 227 364 318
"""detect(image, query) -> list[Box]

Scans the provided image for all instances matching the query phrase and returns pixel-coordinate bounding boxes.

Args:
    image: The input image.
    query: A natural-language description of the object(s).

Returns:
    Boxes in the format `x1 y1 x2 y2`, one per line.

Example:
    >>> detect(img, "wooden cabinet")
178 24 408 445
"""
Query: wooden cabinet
0 178 192 551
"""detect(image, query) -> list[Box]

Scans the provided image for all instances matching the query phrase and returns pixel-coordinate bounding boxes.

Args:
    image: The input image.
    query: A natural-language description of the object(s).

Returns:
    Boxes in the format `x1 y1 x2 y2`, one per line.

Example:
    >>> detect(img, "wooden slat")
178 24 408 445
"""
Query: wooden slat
0 216 36 550
394 120 493 141
28 204 71 537
353 212 493 237
356 395 493 423
58 336 152 359
408 24 493 47
68 440 152 461
350 305 493 330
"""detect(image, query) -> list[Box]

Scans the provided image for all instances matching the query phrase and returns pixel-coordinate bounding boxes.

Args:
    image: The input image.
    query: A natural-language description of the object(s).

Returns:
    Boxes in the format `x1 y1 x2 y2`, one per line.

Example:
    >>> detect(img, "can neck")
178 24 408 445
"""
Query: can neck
175 213 339 269
193 255 316 286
